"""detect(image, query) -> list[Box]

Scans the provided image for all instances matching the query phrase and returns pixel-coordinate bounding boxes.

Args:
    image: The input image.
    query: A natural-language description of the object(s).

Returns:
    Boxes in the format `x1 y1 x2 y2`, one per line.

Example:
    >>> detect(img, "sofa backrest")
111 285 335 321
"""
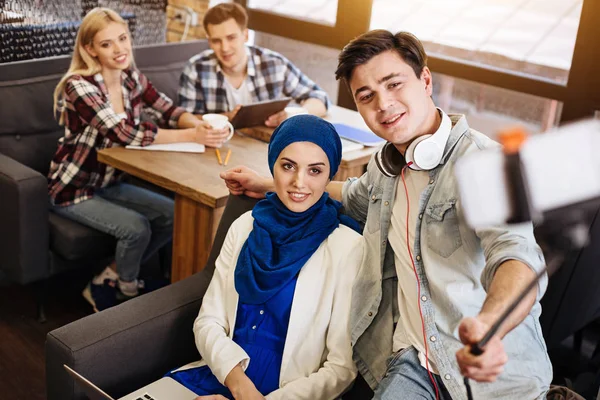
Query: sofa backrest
0 40 209 176
204 195 260 278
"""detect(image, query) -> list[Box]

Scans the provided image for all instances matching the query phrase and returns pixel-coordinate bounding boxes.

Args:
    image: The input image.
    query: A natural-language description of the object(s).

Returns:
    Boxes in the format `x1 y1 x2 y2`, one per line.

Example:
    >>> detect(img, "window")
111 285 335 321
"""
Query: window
370 0 583 85
432 72 561 139
247 0 338 26
246 0 600 124
237 0 369 49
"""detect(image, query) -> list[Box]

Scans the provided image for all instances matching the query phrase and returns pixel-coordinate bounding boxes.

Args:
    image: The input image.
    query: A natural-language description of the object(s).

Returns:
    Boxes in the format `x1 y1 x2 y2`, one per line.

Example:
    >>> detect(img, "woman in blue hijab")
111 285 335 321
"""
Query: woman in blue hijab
167 115 365 400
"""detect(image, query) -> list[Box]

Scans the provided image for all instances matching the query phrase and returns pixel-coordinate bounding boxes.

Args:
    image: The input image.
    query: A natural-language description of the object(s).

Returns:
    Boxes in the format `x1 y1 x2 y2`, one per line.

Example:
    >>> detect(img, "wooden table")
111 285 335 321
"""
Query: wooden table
239 105 379 181
98 106 378 281
98 134 271 282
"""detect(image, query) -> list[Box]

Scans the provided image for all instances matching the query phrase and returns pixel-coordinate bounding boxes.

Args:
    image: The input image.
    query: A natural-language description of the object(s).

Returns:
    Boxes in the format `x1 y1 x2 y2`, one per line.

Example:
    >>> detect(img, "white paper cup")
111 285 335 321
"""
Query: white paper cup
285 107 309 119
202 114 235 141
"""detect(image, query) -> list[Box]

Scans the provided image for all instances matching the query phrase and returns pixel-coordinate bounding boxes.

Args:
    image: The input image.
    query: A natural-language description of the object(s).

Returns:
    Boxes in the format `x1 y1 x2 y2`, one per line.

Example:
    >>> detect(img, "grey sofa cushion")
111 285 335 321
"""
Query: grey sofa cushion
0 153 49 283
46 271 206 400
0 130 62 176
134 40 208 101
48 212 115 262
0 74 64 138
0 61 67 174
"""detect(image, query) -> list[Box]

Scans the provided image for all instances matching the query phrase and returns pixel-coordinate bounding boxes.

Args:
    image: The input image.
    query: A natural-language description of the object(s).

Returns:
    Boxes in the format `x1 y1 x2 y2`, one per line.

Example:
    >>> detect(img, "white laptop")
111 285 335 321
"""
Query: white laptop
63 364 197 400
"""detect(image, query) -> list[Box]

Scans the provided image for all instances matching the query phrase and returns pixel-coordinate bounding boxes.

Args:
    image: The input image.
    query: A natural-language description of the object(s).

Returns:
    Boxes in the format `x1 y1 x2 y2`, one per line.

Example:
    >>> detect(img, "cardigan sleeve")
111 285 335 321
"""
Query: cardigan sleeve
192 215 251 385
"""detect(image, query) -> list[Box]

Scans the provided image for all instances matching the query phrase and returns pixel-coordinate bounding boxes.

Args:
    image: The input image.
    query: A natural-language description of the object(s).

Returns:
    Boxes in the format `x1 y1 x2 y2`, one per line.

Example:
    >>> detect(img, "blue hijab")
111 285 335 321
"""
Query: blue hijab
234 115 361 305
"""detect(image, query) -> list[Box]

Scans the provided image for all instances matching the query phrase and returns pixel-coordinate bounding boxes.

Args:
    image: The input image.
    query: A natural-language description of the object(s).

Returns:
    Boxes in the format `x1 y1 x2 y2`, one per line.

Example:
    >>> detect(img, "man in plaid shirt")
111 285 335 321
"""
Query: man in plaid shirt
178 3 330 128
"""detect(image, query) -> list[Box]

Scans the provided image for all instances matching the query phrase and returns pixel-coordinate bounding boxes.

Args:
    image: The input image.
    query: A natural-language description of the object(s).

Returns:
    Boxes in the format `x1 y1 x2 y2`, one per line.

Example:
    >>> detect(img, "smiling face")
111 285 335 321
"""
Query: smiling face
349 50 435 152
206 18 248 71
273 141 331 213
85 21 132 71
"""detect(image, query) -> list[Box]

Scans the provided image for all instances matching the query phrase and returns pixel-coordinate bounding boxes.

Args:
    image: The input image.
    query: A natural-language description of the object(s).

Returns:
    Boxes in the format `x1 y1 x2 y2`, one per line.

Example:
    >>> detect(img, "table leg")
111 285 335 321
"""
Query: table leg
171 194 224 282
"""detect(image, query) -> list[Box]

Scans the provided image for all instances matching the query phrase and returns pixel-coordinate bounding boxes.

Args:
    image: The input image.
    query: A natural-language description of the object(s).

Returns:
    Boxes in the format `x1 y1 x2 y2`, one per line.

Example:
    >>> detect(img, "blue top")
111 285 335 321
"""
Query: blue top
167 276 298 398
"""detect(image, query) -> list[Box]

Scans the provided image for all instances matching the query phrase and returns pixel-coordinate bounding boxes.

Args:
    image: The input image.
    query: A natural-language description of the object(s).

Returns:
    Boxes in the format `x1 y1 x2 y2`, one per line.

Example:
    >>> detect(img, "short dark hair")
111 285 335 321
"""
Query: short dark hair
203 2 248 33
335 30 428 85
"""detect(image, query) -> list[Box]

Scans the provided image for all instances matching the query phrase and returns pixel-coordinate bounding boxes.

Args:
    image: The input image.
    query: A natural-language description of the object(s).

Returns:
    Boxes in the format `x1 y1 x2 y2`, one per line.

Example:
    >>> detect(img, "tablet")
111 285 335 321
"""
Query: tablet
230 98 292 129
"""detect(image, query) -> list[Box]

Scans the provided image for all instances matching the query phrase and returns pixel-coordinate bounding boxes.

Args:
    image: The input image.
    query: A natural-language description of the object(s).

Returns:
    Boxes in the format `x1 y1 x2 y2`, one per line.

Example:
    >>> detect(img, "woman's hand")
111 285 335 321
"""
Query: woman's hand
233 385 265 400
224 364 265 400
194 121 231 148
196 396 228 400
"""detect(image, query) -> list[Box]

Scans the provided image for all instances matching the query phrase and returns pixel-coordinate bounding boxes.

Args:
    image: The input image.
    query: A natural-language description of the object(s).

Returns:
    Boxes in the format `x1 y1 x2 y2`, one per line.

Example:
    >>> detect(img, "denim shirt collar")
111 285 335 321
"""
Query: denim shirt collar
439 114 469 165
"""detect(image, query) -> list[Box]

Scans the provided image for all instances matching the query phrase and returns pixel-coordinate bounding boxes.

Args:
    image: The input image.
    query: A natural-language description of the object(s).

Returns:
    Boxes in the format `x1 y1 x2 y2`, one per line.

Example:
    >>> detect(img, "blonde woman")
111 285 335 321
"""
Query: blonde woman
49 7 229 312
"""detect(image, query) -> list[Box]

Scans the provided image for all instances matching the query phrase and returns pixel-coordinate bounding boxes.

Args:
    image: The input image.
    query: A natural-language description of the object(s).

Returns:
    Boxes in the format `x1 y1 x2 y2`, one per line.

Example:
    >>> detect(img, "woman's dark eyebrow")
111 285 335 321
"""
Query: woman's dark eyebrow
281 157 325 167
281 157 297 165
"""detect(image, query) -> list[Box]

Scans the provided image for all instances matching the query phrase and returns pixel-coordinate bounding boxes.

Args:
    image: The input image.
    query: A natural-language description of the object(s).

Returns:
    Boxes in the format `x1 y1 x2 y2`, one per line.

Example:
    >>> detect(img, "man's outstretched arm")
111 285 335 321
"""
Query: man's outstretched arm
220 166 344 201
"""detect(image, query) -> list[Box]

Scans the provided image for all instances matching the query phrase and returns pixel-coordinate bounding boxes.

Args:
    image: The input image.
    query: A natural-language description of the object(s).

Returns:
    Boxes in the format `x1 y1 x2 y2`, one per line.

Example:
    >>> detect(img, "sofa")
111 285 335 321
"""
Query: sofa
45 193 375 399
0 39 209 316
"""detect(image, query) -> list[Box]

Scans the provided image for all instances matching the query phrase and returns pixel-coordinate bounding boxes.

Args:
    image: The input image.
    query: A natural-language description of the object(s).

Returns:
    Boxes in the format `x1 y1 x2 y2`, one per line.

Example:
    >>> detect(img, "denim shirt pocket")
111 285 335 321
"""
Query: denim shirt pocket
425 199 462 257
366 184 384 234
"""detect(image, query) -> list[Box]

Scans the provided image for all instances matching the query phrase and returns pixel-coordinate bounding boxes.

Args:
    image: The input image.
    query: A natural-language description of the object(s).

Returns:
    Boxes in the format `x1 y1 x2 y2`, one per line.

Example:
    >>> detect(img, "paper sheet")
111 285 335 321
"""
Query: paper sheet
126 142 205 153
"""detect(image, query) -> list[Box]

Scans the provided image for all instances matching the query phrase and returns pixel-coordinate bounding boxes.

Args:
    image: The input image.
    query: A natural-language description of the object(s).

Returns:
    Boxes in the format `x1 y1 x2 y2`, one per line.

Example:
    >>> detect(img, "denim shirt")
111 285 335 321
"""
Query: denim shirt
342 115 552 400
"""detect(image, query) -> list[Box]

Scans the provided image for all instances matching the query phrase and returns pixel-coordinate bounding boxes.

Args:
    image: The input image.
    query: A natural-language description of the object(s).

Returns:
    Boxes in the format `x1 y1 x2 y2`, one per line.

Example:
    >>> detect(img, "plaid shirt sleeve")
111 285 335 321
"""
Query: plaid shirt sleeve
178 60 206 114
138 71 185 128
281 58 330 110
65 77 157 147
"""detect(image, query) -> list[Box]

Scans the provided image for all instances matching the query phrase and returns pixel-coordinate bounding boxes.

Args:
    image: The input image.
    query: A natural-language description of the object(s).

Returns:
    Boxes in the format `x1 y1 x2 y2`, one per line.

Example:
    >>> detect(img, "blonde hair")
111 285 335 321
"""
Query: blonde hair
53 8 131 125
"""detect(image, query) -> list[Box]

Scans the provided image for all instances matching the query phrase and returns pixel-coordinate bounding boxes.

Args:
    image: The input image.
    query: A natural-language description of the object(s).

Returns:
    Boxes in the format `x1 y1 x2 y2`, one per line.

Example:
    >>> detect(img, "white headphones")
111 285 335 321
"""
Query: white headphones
375 108 452 176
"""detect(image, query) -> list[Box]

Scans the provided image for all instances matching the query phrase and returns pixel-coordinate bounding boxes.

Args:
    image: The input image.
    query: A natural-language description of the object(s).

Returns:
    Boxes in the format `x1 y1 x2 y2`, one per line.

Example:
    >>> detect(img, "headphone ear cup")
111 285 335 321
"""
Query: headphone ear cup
413 140 444 170
405 134 431 170
375 142 406 177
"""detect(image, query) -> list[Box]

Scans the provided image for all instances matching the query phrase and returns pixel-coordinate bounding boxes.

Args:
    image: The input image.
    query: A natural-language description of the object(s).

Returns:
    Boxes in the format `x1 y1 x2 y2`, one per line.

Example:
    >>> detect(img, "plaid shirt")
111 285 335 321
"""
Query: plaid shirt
177 44 330 114
48 68 185 206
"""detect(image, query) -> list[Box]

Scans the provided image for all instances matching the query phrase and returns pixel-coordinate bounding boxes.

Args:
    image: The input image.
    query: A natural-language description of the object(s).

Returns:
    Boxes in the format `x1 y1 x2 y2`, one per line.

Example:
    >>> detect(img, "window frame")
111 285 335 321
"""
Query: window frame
235 0 372 50
239 0 599 124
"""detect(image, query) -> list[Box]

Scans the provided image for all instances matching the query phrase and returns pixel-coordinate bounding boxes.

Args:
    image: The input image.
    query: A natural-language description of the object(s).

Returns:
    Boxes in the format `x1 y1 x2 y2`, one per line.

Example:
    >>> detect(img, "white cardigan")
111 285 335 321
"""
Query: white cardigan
185 211 364 400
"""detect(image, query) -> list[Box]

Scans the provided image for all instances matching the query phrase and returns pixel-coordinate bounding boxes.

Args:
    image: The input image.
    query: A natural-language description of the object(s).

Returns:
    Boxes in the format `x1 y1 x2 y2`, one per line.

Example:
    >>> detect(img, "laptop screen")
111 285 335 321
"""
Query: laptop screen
63 364 115 400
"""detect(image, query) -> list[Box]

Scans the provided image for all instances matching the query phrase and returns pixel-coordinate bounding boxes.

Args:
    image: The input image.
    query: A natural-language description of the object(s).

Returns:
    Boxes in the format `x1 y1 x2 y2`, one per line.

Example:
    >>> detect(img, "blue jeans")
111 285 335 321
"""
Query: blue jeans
373 347 452 400
52 182 174 282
